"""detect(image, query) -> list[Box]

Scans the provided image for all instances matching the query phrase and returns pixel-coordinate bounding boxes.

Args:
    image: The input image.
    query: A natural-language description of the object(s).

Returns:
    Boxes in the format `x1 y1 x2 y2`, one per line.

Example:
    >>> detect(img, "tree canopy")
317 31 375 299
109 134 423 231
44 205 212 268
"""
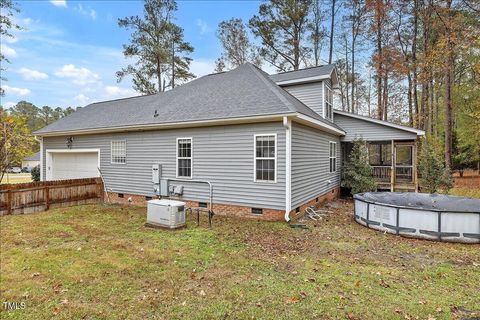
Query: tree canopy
116 0 194 94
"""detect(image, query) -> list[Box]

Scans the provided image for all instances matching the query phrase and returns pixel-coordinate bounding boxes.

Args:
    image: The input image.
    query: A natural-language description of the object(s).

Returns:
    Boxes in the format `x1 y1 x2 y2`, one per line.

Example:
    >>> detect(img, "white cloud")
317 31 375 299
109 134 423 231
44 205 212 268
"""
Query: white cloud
190 59 216 78
196 19 211 35
73 94 90 105
1 44 17 58
55 64 100 85
2 101 16 109
3 85 31 96
104 86 136 99
18 67 49 80
2 36 18 44
50 0 67 8
75 4 96 20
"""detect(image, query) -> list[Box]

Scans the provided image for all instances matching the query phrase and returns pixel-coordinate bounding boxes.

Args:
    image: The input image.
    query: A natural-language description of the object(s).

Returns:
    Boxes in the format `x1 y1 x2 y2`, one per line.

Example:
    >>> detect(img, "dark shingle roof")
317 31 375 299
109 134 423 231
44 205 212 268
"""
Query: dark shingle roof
35 63 342 135
269 64 335 83
23 151 40 161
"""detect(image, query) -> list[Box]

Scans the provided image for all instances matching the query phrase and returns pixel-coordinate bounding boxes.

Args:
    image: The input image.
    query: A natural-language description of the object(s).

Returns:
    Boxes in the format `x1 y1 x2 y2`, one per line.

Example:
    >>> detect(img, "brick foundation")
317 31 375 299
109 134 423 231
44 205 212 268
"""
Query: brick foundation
288 187 341 221
106 187 340 222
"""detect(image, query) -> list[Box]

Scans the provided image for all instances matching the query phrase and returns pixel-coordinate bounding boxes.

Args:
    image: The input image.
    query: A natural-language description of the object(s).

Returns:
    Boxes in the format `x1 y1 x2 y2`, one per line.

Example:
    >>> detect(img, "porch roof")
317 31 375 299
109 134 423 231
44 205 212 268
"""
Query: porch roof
334 110 425 142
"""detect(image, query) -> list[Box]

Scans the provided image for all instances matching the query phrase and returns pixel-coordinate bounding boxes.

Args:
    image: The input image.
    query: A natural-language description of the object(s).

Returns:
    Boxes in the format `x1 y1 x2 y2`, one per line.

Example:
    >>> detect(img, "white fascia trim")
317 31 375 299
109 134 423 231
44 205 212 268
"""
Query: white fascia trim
294 113 345 136
322 81 326 118
334 110 425 136
34 113 296 137
276 74 331 86
283 116 292 222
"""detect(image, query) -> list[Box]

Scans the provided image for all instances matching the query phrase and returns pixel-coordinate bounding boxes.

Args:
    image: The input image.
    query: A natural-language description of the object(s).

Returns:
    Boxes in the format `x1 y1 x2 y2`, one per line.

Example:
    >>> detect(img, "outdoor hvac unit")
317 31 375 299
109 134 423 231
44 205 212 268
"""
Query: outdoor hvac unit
147 199 186 229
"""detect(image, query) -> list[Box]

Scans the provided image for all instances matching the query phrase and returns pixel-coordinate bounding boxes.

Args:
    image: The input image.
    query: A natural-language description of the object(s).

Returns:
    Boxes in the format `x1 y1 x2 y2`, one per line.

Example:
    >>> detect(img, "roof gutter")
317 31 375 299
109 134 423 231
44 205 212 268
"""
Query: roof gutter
34 113 297 137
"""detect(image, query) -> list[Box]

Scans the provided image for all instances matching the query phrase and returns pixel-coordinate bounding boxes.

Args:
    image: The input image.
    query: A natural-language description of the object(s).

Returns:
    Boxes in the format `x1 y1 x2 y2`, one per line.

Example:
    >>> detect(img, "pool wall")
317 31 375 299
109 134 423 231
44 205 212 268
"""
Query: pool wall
354 195 480 244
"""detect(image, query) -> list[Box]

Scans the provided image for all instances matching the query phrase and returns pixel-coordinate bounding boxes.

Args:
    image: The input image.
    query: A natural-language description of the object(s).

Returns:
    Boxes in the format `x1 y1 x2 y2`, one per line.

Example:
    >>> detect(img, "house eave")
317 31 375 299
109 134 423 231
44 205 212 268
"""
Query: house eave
294 114 345 136
275 74 331 86
275 68 340 88
34 113 298 137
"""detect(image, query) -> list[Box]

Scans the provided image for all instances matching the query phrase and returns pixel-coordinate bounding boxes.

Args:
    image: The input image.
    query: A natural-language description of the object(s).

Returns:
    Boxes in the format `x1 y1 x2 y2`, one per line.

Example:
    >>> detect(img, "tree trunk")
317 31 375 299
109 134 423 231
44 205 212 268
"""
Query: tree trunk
382 71 388 121
376 4 383 120
367 69 372 117
344 36 351 112
328 0 336 64
293 25 300 70
351 32 355 114
434 83 439 137
428 76 434 135
407 72 413 126
444 0 454 169
156 57 162 92
412 0 419 128
171 39 175 89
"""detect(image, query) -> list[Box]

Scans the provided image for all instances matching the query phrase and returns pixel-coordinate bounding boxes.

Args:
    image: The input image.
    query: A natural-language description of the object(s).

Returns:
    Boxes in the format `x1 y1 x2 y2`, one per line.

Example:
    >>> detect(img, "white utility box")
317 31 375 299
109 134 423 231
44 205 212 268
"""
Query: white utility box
147 199 186 229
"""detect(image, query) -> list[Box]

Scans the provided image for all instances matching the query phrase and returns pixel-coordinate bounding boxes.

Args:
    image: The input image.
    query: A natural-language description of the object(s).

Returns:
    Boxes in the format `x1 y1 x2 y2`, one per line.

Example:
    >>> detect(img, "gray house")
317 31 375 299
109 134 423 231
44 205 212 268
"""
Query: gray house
34 63 424 221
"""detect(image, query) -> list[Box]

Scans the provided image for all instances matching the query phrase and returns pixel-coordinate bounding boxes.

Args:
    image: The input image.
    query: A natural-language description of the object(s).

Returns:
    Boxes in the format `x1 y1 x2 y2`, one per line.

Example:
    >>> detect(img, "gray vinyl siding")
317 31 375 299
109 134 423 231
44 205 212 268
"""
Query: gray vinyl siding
334 113 417 141
291 123 341 209
284 82 324 117
42 122 286 210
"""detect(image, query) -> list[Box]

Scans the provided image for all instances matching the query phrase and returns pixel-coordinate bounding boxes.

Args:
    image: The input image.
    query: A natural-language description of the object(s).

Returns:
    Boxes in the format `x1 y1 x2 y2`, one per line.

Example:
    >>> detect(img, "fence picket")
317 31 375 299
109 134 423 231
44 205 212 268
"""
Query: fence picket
0 178 103 215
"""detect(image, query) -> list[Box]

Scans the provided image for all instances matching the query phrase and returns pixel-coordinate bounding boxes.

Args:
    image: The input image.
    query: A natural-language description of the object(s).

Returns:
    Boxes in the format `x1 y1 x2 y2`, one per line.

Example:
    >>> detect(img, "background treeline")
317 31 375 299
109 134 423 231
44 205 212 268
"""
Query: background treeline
1 101 79 133
2 0 479 175
0 102 80 176
212 0 480 173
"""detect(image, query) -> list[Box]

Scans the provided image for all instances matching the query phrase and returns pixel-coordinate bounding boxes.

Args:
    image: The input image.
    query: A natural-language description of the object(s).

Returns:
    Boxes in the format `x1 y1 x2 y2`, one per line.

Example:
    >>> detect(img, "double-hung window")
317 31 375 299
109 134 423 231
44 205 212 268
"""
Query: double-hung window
177 138 192 178
111 140 126 164
254 134 276 182
329 141 337 173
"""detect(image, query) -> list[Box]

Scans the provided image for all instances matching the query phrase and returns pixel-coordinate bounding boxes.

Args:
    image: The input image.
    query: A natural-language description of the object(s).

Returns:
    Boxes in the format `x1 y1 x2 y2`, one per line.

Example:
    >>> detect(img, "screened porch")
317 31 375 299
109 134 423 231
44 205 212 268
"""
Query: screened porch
342 140 418 192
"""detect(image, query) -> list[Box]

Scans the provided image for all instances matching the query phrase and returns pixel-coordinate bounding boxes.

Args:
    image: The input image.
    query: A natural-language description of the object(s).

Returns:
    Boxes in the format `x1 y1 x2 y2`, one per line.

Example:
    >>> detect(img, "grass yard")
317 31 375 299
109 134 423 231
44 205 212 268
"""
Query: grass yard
1 173 32 185
1 200 479 320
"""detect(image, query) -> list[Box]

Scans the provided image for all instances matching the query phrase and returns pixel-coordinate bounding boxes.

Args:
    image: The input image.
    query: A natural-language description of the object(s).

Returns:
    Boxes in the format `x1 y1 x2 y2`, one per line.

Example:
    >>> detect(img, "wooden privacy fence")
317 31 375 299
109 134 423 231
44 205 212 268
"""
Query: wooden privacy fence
0 178 104 215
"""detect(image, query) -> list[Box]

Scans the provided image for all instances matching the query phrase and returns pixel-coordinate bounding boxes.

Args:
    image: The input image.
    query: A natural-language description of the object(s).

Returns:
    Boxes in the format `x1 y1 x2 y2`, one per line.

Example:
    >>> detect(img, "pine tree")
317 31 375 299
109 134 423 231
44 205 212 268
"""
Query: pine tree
342 139 377 195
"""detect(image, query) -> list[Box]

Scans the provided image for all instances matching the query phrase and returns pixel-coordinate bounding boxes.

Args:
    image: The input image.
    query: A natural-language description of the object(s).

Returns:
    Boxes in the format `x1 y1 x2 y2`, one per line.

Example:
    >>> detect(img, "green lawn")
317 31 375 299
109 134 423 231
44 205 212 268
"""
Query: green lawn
1 201 479 319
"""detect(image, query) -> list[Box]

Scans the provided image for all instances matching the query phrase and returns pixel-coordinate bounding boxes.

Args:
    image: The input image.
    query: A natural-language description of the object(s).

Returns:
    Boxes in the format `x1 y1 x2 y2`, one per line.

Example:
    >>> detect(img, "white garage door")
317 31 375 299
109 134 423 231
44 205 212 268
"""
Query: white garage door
48 152 99 180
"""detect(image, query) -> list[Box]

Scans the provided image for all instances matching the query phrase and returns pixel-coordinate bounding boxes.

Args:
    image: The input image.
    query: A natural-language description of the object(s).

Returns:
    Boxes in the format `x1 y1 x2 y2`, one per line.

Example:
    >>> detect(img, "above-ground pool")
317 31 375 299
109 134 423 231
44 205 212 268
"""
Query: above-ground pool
354 192 480 243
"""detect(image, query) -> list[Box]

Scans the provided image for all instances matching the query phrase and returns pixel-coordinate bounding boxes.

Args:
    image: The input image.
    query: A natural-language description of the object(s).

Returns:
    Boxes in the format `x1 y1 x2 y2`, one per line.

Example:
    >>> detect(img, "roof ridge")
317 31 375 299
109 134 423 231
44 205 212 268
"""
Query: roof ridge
247 63 332 122
246 63 298 113
89 91 160 106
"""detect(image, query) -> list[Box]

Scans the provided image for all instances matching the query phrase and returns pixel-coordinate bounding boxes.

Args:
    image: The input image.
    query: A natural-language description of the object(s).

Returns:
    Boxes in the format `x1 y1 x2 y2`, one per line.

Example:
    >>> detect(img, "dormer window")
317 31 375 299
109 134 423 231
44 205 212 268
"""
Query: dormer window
325 83 333 120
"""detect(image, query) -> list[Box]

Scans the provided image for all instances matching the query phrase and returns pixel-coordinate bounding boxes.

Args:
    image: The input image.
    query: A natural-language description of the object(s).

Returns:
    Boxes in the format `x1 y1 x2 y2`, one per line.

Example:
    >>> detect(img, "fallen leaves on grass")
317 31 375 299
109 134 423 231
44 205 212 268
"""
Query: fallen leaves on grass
285 296 300 304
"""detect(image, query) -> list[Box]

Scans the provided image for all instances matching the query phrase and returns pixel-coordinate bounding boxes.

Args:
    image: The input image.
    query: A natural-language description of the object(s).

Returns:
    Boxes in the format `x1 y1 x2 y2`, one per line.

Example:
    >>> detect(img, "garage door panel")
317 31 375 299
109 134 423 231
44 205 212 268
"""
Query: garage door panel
49 152 99 180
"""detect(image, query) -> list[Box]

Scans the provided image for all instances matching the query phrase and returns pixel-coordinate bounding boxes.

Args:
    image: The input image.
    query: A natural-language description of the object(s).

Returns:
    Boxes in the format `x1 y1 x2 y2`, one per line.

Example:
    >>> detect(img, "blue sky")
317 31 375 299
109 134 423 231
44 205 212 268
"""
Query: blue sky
1 0 269 109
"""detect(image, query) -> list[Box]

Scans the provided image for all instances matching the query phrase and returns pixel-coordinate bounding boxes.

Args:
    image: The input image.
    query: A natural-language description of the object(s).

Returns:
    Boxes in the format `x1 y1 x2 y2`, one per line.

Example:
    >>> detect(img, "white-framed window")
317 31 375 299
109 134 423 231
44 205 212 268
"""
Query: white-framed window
329 141 337 173
176 137 192 178
325 84 333 120
254 134 277 183
111 140 126 164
